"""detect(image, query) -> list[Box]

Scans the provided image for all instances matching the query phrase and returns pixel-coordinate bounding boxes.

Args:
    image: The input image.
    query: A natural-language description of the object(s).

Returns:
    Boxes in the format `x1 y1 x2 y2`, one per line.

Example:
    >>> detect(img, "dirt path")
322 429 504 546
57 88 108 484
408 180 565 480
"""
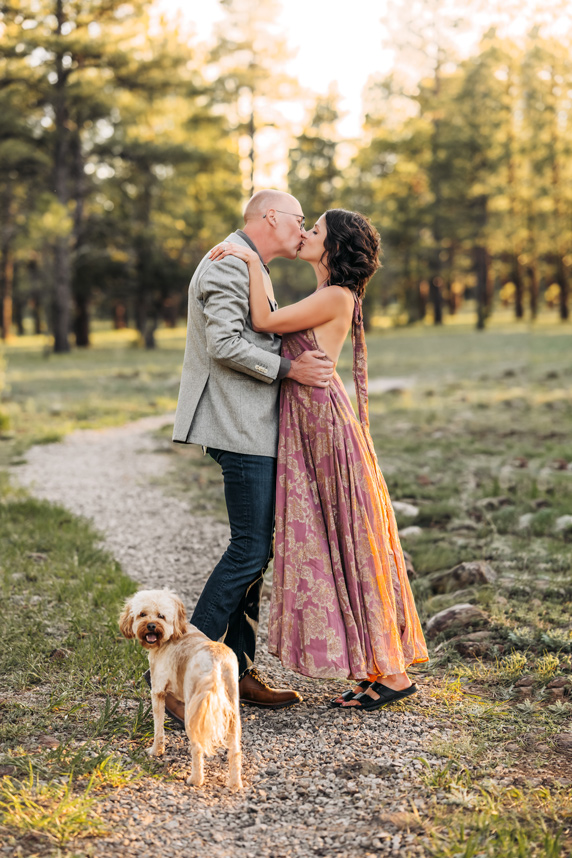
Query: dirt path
14 415 448 858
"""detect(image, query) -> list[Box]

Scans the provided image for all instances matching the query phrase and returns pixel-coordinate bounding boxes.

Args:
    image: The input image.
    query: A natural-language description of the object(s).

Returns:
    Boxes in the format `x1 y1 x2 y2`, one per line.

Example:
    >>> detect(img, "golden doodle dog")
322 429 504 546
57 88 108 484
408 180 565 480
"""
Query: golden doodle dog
119 588 242 790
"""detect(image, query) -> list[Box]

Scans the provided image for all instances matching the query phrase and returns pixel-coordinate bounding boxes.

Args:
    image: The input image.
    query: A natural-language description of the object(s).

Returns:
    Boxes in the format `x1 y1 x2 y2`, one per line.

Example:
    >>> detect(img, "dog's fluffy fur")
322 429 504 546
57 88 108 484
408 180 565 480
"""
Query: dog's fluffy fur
119 588 242 790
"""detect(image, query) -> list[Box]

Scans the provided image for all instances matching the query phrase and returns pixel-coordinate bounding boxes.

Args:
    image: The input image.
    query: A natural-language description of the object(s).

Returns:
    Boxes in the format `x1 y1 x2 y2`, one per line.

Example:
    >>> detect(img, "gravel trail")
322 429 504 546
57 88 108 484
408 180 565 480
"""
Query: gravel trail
14 415 448 858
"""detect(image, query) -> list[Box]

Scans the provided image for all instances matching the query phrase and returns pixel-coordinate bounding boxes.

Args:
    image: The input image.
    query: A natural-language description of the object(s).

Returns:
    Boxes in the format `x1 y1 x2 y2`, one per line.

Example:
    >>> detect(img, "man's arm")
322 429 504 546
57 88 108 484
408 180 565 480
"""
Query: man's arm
201 256 281 383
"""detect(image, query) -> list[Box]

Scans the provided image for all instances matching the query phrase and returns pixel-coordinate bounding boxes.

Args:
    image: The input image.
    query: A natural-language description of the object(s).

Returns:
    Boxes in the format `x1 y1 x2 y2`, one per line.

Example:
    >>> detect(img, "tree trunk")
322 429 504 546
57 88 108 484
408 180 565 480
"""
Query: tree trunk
248 92 255 198
429 276 443 325
113 301 128 329
12 262 23 335
418 279 429 321
72 132 90 346
135 292 147 340
144 321 157 349
362 289 374 333
446 248 457 314
428 56 443 327
475 245 489 331
557 255 569 321
14 293 24 336
74 294 90 347
29 260 43 334
52 0 72 353
52 238 71 351
162 295 179 327
528 264 539 320
512 257 524 320
135 291 158 348
1 248 13 341
1 182 14 341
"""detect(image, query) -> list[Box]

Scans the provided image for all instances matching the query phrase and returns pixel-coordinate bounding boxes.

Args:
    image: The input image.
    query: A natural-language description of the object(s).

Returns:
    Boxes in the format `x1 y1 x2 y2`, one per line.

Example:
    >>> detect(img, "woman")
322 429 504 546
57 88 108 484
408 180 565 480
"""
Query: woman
209 209 428 711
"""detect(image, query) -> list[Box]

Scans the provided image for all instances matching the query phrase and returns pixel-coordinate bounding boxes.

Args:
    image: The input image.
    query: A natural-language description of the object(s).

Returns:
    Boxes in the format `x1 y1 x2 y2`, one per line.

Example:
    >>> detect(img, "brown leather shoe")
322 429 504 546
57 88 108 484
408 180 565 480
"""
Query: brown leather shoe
239 667 302 709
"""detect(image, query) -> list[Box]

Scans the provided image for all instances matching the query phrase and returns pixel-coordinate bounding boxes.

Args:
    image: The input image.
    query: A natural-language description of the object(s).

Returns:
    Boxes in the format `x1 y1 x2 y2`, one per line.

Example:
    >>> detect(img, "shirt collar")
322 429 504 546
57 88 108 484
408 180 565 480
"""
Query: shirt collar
236 229 270 274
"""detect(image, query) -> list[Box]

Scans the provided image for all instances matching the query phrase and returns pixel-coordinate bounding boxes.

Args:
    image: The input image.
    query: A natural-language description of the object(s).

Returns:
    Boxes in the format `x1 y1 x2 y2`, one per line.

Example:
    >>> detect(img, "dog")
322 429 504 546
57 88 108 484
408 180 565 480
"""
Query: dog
119 588 242 790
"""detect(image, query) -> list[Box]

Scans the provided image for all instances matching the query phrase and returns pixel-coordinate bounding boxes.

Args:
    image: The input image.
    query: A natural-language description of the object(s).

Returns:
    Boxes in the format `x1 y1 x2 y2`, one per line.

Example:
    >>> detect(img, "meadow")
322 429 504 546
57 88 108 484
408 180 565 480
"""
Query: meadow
0 310 571 856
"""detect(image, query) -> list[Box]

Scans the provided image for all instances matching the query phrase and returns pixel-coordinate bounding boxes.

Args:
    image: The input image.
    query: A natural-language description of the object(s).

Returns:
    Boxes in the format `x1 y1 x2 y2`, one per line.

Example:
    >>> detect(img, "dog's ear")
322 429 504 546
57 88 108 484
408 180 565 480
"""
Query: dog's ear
171 595 188 641
119 599 135 639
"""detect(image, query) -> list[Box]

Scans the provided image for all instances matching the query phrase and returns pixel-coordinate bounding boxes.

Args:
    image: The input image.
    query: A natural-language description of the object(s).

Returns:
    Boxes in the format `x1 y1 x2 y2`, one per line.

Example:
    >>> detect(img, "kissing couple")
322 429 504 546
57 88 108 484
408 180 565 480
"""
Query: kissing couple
164 189 428 719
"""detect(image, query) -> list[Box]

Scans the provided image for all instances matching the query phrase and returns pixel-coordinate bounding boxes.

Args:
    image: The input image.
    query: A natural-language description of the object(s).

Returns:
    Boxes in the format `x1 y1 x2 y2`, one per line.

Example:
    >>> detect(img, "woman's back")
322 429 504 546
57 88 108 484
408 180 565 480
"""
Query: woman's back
311 283 355 364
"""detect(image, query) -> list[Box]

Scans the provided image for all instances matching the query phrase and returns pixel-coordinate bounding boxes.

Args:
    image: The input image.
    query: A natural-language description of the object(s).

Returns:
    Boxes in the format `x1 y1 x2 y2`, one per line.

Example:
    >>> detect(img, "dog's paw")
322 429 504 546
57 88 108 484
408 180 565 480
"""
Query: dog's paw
227 775 243 791
186 773 204 787
147 744 165 757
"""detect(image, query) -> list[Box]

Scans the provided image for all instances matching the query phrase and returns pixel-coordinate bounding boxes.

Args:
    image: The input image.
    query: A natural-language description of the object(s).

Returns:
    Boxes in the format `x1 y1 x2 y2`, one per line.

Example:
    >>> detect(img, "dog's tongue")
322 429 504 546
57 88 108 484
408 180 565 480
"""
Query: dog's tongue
146 633 158 643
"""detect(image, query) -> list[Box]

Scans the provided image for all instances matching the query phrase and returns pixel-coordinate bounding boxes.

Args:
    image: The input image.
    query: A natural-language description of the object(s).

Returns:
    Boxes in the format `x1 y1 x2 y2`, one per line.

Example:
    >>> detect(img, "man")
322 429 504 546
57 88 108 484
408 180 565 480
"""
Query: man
169 189 334 714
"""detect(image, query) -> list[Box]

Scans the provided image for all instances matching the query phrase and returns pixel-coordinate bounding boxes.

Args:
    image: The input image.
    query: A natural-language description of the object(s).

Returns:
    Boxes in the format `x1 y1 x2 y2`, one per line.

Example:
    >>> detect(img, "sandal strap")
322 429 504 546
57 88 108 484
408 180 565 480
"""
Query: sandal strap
340 688 357 701
369 682 416 702
345 680 372 700
351 691 371 704
334 680 371 703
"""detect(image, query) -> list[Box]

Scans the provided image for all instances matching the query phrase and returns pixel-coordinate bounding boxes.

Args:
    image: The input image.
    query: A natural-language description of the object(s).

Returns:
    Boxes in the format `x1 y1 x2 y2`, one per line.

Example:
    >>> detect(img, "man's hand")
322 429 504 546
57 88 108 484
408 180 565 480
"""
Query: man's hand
286 350 334 388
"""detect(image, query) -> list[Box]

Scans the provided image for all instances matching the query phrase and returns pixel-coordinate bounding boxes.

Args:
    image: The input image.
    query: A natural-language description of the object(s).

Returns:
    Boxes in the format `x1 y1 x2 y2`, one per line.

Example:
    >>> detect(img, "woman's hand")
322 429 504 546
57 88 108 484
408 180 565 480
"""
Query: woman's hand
209 242 259 267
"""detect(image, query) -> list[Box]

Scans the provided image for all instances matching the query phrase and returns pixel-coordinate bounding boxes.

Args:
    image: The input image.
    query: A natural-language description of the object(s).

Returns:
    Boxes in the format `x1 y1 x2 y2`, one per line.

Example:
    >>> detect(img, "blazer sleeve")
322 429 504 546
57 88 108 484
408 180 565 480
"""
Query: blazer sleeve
199 255 282 384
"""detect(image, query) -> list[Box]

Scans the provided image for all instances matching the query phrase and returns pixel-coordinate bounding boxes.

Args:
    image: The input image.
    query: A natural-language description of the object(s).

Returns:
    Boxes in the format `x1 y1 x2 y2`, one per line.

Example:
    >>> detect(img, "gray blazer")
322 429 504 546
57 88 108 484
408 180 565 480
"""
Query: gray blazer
172 232 283 457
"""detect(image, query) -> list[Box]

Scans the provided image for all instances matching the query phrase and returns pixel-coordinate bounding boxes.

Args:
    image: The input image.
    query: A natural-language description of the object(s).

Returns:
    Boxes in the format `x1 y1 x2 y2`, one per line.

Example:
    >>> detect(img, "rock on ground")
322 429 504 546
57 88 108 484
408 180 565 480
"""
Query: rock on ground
425 603 490 639
426 561 497 595
13 414 448 858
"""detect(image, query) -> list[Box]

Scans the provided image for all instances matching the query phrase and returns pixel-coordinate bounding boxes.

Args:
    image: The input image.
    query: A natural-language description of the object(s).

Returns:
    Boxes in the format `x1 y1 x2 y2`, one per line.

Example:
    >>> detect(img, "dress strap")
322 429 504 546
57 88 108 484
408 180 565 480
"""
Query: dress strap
351 294 369 429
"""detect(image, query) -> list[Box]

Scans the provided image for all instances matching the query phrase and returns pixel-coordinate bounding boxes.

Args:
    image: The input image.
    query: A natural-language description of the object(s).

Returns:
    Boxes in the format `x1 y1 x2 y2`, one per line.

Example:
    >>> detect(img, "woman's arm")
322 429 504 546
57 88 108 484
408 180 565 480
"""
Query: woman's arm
209 243 349 334
209 242 272 330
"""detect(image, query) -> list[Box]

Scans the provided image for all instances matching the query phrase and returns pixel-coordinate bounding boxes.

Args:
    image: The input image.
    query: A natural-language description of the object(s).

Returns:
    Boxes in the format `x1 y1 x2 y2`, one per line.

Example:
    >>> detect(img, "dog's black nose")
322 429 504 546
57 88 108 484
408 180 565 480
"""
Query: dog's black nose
147 623 156 631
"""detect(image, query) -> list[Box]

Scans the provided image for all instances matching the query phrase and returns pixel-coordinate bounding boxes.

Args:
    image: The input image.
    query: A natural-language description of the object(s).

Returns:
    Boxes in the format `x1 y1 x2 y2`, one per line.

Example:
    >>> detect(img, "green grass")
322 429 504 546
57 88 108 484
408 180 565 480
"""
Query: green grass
0 770 103 846
1 327 184 459
0 483 160 851
1 317 571 855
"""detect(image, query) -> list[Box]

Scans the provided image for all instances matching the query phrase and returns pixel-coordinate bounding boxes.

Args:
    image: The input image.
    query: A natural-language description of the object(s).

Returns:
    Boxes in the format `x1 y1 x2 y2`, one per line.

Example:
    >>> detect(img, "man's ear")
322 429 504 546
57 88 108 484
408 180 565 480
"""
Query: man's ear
119 599 135 639
264 208 277 227
171 596 188 641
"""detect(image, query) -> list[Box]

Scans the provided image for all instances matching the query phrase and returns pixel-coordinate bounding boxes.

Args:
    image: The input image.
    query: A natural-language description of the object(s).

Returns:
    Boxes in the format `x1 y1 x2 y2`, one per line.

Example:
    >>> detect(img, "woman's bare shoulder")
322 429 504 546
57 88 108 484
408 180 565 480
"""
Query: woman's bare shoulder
325 283 355 305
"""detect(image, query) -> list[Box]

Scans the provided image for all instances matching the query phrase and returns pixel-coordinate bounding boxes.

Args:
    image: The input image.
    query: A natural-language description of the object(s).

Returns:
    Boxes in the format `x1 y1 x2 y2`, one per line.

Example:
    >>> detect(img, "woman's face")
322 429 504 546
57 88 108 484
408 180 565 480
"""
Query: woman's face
298 214 327 265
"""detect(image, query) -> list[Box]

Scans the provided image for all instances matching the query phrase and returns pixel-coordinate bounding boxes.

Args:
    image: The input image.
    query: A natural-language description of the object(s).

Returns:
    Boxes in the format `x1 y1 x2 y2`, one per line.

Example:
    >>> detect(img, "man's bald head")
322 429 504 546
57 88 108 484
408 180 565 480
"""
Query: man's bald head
243 190 303 223
241 189 305 263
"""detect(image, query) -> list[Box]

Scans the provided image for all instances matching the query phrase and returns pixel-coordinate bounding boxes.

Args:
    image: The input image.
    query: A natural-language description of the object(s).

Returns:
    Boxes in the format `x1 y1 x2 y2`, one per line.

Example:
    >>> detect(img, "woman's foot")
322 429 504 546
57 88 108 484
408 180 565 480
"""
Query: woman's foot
330 680 371 707
341 672 413 708
342 681 417 711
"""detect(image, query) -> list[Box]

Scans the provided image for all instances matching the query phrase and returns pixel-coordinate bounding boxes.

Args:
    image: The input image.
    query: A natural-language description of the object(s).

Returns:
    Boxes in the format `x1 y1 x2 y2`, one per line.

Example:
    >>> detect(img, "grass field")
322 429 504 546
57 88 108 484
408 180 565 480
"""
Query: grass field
1 315 571 855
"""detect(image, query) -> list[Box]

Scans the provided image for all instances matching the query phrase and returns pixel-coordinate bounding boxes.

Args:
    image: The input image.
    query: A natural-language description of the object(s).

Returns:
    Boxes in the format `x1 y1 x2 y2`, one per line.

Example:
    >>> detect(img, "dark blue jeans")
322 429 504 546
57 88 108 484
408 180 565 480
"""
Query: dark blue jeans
191 448 276 678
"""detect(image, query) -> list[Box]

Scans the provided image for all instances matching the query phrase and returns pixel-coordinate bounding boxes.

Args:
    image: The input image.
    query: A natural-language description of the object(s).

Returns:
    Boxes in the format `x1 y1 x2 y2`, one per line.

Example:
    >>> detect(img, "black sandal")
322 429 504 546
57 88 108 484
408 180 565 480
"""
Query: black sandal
330 680 372 708
343 681 417 712
142 669 185 730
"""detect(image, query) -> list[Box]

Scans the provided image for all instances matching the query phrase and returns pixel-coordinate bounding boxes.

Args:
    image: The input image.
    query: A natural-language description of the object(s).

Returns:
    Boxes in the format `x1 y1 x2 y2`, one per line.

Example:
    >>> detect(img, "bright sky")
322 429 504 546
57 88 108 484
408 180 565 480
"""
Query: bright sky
154 0 570 189
156 0 391 138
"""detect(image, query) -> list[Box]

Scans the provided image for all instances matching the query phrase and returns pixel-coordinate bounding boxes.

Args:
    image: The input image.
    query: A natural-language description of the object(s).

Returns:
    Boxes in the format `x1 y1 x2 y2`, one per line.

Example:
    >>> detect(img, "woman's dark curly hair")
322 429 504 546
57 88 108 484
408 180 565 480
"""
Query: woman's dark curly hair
322 209 381 299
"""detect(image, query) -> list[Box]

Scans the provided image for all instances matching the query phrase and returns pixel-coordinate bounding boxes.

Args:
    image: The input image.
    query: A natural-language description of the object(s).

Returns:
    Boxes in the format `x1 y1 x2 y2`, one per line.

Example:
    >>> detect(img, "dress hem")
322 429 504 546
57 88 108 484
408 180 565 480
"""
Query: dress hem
268 646 429 681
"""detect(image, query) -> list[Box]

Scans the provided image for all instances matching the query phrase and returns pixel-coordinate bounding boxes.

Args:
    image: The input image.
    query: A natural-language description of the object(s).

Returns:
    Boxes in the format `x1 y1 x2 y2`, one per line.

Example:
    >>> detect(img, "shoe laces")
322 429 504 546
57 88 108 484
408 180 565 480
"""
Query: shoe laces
247 667 271 689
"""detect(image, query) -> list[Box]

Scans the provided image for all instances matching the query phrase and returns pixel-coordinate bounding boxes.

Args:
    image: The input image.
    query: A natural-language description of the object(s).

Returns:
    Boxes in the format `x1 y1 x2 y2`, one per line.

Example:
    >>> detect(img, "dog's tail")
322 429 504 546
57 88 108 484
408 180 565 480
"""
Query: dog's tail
185 662 236 757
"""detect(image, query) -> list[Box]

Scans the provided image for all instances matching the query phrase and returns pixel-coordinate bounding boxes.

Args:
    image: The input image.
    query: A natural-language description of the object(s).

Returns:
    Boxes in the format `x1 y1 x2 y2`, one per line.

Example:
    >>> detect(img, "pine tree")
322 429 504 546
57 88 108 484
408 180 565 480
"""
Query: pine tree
212 0 297 197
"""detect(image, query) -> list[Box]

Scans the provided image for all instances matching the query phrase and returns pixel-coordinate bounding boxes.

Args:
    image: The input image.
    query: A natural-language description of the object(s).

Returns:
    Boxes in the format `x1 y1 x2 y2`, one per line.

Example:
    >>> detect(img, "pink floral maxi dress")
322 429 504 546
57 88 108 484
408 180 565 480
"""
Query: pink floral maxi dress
268 293 429 680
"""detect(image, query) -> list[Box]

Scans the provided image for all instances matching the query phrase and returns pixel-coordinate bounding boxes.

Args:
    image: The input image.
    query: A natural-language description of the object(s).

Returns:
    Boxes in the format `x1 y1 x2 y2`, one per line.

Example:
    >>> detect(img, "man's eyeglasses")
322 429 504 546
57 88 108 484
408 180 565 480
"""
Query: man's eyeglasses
263 210 305 229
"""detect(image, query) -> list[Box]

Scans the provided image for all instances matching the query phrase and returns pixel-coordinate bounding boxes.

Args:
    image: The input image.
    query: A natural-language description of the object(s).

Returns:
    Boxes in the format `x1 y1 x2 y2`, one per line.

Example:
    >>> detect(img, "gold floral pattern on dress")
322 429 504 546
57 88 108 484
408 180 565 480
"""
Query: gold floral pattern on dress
268 289 428 680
